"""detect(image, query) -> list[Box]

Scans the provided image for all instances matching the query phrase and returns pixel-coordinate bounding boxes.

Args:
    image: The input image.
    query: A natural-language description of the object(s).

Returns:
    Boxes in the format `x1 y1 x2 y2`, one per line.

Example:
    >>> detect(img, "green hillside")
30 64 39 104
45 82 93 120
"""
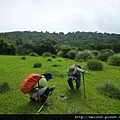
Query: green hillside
0 55 120 116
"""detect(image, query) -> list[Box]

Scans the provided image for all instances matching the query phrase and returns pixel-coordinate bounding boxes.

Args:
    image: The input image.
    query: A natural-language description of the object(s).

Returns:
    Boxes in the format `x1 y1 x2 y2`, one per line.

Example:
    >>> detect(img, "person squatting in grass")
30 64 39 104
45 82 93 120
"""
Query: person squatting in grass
29 72 56 106
67 64 88 91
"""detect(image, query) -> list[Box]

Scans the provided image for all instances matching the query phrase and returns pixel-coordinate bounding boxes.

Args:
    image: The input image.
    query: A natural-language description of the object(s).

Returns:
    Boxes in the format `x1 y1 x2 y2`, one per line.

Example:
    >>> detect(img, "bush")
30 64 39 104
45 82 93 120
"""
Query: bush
76 50 94 62
21 56 26 60
91 50 99 56
52 54 56 58
57 59 62 62
42 52 52 57
108 54 120 66
97 81 120 99
29 52 39 57
47 58 52 61
51 64 62 67
67 50 76 59
33 63 42 68
87 60 103 70
57 51 63 57
0 82 10 93
98 49 114 62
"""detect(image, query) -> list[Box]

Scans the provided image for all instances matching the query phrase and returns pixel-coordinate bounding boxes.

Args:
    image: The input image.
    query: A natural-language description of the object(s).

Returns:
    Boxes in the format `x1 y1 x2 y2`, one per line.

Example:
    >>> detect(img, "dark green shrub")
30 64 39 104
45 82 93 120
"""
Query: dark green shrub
76 50 94 62
47 58 52 61
97 81 120 99
51 64 62 67
0 82 10 93
87 60 103 70
52 54 56 58
29 52 39 57
67 50 76 59
108 54 120 66
58 45 71 58
21 56 26 60
91 50 99 56
98 49 114 62
33 63 42 68
57 59 62 62
57 51 63 57
42 52 52 57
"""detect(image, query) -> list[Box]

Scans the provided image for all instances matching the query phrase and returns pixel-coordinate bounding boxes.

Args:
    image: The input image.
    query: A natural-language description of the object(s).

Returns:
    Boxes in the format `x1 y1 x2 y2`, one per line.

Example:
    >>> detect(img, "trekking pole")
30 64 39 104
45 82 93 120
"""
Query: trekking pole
82 73 86 99
33 92 52 120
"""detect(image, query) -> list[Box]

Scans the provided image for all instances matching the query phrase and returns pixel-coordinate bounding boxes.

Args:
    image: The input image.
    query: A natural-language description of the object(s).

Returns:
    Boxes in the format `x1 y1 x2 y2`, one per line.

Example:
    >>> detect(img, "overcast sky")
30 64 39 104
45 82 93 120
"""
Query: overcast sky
0 0 120 34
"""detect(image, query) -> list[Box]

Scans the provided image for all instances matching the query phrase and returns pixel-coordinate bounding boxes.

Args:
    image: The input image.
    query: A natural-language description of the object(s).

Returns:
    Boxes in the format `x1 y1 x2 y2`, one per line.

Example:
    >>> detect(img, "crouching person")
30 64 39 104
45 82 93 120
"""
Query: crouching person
67 64 88 91
20 72 56 106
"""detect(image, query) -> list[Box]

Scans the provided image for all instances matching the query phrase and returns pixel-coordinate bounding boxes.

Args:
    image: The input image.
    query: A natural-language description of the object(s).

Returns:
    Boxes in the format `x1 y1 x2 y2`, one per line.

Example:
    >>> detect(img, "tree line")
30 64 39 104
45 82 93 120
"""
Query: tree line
0 31 120 56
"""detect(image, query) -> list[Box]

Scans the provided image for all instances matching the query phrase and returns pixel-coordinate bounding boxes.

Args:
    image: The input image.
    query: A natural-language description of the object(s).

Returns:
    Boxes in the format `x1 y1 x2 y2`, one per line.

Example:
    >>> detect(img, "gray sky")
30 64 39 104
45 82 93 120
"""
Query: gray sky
0 0 120 34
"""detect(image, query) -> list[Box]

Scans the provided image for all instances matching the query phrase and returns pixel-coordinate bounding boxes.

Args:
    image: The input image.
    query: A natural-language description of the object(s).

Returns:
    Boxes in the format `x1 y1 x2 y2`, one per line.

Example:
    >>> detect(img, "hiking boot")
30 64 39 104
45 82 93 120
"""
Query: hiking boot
77 88 80 90
30 97 36 102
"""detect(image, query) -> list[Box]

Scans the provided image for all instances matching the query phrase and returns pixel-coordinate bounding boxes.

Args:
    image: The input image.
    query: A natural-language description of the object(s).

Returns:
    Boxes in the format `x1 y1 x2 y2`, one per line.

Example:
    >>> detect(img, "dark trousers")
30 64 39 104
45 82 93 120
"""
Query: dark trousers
40 87 52 104
40 87 51 98
68 74 81 89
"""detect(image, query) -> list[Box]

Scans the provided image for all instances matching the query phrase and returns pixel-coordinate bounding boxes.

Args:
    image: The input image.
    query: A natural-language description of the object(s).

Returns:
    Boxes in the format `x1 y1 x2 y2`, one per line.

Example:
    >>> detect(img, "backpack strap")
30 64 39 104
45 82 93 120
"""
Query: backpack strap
35 75 43 89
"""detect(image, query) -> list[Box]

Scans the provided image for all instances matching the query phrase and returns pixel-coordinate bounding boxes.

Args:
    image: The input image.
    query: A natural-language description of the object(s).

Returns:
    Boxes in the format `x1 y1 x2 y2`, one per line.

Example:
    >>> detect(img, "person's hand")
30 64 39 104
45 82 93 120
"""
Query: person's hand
73 77 76 80
52 85 56 89
84 71 88 74
82 70 88 74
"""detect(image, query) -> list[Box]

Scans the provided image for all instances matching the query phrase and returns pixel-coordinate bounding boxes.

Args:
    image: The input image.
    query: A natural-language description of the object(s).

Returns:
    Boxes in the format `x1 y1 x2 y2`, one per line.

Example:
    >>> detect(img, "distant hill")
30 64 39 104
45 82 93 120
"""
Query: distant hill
0 31 120 46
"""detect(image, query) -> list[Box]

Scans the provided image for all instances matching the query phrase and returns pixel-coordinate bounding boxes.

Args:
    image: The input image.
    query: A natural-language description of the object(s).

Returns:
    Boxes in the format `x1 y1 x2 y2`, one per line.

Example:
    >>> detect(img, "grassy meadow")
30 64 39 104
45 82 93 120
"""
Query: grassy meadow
0 55 120 115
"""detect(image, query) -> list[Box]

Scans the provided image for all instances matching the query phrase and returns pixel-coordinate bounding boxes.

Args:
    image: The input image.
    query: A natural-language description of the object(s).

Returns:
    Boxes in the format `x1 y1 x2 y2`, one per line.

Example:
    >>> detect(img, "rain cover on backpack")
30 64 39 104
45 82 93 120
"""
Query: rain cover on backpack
20 74 42 94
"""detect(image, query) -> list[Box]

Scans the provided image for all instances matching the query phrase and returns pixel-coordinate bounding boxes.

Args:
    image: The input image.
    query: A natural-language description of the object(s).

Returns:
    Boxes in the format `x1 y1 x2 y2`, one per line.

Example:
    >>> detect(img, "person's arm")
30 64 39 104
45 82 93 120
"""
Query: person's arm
77 67 88 74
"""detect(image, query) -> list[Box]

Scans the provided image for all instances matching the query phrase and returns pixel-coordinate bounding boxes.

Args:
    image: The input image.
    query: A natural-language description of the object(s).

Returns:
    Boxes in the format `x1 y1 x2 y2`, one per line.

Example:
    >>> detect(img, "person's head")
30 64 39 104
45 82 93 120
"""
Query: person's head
43 72 53 81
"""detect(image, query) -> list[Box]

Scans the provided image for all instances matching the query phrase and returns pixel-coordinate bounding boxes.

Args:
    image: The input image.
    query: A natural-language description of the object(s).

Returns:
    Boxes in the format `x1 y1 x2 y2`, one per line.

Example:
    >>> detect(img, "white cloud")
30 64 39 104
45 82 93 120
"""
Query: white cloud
0 0 120 34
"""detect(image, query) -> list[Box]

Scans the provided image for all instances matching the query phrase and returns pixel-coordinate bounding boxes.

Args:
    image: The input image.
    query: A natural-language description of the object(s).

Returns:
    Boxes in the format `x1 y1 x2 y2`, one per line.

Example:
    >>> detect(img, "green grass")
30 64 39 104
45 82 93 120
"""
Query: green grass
0 55 120 114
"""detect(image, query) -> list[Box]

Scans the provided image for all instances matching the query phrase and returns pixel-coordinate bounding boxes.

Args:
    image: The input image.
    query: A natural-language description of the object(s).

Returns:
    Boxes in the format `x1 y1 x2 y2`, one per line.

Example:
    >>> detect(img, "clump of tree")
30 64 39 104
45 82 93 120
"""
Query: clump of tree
67 50 76 59
0 39 16 55
57 45 71 58
36 40 56 56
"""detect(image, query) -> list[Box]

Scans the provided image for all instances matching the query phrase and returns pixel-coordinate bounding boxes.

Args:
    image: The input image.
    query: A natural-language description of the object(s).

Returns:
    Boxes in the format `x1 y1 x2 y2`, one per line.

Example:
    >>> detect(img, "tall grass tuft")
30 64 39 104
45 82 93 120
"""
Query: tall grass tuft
0 82 10 93
108 54 120 66
21 56 26 60
97 81 120 99
33 63 42 68
87 60 103 71
98 49 114 62
76 50 94 62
